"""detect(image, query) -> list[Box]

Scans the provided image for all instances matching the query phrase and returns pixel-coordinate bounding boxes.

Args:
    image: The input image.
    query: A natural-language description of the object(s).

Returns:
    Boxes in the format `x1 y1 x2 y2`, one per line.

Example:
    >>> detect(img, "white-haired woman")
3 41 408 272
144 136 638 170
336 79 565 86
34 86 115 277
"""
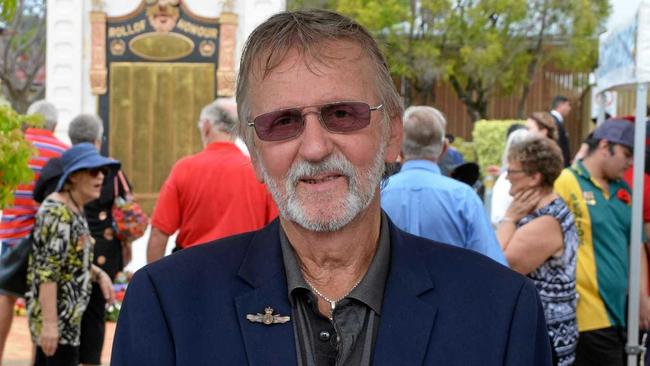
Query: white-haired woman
490 126 531 226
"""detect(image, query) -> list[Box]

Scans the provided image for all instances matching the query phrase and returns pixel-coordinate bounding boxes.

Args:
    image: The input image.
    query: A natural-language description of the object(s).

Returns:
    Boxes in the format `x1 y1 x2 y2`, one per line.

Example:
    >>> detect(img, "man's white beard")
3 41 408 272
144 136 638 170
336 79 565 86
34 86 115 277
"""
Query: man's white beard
262 144 386 232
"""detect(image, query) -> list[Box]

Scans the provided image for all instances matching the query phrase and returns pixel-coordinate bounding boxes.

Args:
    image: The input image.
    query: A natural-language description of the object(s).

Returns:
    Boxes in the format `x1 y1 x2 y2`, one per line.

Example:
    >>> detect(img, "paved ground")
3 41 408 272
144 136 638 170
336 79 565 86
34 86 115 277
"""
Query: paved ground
3 315 115 366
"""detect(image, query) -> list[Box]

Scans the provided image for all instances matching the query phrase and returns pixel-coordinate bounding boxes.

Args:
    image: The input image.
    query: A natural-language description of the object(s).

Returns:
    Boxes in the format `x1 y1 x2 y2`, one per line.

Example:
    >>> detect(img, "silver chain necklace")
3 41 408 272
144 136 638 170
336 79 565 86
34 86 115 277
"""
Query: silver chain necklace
304 276 363 313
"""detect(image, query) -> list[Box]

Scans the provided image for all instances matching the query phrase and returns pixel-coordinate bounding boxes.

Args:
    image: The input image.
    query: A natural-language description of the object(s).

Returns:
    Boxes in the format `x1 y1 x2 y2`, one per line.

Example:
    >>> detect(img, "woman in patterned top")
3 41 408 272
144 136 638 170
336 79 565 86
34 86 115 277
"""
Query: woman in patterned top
26 143 119 366
496 135 578 366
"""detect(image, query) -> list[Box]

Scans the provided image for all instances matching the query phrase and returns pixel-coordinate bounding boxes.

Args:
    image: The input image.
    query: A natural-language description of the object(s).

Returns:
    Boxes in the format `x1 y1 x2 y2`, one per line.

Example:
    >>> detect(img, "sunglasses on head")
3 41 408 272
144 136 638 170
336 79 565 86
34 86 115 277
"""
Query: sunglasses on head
248 101 384 141
88 166 110 177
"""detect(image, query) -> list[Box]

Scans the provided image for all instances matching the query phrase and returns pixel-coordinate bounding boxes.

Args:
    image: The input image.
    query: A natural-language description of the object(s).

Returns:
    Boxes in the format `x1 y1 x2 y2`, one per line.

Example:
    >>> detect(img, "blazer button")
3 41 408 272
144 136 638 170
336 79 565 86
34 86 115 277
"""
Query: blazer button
319 330 331 342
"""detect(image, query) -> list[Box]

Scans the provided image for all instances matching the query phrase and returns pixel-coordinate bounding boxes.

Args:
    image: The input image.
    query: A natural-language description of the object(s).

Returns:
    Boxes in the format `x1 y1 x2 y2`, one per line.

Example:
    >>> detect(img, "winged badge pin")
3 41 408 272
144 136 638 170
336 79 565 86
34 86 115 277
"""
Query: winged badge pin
246 307 290 325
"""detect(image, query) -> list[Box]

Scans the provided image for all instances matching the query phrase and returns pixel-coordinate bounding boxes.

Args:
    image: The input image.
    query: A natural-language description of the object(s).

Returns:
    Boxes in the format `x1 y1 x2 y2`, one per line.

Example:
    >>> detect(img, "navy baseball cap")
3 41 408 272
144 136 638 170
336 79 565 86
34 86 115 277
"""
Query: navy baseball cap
593 119 635 150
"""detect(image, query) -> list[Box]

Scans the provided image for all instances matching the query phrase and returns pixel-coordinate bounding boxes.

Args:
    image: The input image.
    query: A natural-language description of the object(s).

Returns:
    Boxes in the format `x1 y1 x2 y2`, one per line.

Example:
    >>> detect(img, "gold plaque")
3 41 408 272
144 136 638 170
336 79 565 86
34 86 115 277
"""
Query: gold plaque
129 32 194 61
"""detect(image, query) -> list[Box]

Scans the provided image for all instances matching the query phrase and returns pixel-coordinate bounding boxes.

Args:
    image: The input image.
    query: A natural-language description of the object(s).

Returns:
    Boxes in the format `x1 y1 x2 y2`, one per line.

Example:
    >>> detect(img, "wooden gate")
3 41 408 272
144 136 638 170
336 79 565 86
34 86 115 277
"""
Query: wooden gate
108 62 215 213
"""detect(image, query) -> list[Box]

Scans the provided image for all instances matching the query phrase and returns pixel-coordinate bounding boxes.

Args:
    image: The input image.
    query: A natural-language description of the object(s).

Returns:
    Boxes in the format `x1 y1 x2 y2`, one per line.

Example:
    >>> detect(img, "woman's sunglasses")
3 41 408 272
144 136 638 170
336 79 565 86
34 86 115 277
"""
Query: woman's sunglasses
248 101 383 141
88 166 110 177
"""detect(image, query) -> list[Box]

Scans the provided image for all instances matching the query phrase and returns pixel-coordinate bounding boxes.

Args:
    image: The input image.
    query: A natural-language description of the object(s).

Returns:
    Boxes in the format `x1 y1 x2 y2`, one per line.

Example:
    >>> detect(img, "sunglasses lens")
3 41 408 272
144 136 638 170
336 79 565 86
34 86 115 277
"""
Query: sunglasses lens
254 109 304 141
321 102 371 132
89 167 109 177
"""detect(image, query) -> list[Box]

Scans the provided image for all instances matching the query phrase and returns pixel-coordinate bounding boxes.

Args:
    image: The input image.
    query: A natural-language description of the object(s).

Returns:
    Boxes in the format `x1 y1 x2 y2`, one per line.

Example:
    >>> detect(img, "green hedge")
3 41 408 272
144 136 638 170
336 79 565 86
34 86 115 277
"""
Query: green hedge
472 119 525 172
0 107 40 208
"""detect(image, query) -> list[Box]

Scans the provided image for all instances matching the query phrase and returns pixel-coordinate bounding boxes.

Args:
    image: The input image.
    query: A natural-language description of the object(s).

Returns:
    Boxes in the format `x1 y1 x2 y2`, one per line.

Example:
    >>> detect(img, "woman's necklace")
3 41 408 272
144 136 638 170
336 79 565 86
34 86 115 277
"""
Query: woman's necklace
304 275 363 314
67 190 83 214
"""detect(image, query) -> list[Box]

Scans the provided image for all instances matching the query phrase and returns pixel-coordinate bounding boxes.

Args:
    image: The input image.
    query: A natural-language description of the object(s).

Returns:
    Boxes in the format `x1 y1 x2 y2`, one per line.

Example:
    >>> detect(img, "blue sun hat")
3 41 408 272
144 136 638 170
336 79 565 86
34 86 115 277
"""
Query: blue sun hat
55 142 121 192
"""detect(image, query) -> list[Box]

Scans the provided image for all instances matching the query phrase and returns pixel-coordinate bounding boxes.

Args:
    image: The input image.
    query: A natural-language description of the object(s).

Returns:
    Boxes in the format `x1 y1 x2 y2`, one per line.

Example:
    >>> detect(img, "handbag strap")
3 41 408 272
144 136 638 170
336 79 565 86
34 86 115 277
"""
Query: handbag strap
114 170 131 199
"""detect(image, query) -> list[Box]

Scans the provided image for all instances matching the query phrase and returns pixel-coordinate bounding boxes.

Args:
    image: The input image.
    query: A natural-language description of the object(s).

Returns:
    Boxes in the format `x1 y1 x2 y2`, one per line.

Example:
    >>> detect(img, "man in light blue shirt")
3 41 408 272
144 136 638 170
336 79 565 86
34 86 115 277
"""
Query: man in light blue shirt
381 106 507 266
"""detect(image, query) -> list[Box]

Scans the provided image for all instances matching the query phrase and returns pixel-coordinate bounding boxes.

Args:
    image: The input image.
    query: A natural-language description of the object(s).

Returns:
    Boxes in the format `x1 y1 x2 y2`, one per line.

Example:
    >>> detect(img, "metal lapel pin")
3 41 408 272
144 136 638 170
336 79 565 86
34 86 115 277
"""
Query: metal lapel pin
246 307 290 325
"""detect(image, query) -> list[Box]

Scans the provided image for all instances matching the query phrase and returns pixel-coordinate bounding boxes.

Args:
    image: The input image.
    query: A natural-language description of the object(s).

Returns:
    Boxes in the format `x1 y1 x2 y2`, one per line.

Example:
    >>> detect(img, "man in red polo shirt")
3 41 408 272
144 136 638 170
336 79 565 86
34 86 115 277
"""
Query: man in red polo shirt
0 100 68 362
146 99 278 263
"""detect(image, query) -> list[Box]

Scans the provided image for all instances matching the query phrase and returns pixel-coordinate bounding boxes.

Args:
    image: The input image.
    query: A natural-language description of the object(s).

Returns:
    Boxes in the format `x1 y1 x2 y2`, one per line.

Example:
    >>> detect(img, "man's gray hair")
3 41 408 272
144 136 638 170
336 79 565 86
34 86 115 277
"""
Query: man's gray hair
402 106 446 160
26 100 58 131
68 114 104 145
235 9 403 159
199 98 238 133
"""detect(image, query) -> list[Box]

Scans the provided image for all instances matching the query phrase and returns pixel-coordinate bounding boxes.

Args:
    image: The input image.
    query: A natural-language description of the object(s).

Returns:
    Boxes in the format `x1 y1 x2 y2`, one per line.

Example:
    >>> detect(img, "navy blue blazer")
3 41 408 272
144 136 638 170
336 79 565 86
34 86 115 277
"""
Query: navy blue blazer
112 219 552 365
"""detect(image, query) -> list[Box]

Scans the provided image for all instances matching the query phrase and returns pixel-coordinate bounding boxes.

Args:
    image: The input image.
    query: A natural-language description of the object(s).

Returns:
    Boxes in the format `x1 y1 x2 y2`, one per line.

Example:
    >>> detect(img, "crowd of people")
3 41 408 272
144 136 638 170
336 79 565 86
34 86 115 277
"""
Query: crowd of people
0 7 648 366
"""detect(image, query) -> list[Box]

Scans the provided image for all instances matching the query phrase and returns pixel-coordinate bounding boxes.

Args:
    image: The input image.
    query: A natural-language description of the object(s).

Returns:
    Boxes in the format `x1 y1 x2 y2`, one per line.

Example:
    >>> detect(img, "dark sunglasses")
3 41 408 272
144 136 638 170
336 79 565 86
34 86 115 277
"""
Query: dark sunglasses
248 101 384 141
88 166 110 177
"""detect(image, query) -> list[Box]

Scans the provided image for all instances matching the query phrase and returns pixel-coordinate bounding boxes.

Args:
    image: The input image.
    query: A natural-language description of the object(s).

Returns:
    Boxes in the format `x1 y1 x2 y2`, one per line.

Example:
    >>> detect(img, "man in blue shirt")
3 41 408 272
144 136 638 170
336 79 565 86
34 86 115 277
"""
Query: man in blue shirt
382 106 507 265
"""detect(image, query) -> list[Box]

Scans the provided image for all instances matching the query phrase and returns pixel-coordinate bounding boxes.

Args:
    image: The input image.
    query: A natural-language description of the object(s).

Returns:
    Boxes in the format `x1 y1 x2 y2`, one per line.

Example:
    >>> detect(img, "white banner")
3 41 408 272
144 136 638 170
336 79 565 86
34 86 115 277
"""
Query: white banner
595 18 638 93
636 0 650 83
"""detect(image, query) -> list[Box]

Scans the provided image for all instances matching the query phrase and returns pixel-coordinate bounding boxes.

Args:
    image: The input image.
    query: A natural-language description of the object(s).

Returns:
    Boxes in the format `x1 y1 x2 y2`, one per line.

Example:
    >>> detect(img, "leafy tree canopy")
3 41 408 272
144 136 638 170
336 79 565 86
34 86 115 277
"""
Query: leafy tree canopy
288 0 610 121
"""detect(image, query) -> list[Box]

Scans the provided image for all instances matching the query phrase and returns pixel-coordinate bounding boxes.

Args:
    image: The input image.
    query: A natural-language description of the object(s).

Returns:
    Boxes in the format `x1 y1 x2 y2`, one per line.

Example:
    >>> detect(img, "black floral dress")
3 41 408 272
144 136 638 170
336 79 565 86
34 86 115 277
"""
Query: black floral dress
26 198 94 346
518 198 578 366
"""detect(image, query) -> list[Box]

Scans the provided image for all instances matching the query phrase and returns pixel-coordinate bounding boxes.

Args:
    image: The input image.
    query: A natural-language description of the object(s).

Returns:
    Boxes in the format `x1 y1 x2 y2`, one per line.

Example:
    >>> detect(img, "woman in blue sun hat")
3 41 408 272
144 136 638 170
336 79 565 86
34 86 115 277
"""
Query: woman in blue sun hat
26 143 119 366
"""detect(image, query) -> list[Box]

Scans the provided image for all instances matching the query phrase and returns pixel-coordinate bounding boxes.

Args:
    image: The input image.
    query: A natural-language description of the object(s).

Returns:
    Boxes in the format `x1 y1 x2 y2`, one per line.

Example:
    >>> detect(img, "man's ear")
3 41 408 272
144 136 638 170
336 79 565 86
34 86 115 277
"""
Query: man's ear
438 139 449 161
599 139 611 156
384 114 403 163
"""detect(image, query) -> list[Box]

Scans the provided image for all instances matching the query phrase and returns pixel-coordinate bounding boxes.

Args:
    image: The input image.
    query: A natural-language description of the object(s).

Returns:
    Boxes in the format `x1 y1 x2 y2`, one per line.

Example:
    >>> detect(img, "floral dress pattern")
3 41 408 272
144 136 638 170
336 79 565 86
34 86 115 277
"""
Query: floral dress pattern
26 198 94 346
518 197 578 366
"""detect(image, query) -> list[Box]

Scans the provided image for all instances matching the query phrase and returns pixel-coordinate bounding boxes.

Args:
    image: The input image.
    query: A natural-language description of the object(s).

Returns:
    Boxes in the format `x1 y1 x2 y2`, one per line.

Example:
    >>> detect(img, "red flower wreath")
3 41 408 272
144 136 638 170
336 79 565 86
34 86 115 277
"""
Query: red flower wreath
616 188 631 205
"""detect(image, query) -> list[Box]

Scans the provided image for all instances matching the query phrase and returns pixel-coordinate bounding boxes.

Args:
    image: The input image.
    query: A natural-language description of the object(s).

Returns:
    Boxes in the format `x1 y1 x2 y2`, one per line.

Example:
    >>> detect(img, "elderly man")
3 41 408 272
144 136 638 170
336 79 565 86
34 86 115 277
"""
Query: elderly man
146 98 277 262
113 9 551 365
382 106 506 265
0 101 68 363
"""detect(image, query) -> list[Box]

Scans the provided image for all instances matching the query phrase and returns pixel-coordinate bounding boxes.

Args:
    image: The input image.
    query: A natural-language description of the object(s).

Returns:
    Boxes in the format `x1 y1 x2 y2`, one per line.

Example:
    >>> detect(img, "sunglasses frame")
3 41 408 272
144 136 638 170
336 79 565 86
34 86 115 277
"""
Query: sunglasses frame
247 101 384 141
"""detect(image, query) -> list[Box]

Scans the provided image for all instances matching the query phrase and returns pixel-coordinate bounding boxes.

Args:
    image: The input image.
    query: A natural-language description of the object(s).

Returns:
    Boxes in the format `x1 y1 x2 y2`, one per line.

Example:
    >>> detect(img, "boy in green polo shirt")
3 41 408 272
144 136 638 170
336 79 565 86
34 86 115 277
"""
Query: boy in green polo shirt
555 119 649 366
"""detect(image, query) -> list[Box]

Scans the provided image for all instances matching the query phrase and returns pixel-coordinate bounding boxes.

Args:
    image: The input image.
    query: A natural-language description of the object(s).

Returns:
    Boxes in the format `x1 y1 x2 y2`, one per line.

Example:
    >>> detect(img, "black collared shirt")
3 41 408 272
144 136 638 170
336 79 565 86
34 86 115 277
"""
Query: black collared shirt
280 213 391 366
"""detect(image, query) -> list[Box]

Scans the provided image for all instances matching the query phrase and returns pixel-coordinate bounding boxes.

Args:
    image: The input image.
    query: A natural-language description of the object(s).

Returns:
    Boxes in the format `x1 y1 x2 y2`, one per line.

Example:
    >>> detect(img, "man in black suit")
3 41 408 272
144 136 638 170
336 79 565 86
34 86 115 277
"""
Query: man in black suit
550 95 572 166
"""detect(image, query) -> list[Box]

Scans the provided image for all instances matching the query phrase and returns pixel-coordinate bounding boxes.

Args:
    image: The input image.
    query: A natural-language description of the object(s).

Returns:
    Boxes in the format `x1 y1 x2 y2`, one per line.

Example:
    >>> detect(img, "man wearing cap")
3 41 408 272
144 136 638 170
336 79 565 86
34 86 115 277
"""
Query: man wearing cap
381 106 507 265
555 120 650 366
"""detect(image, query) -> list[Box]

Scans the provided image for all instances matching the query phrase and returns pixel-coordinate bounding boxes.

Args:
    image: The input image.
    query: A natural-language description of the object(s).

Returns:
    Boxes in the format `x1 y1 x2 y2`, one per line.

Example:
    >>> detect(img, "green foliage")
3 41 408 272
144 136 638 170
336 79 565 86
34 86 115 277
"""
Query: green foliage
288 0 609 120
0 105 40 208
472 120 524 172
0 0 17 21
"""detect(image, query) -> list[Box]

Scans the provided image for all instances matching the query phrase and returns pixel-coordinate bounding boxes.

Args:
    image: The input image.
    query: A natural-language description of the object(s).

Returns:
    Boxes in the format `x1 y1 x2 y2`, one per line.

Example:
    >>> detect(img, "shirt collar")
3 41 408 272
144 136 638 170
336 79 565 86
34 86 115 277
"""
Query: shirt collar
25 128 55 137
572 159 625 192
572 159 591 180
280 212 391 314
205 141 238 151
401 159 441 174
550 110 563 123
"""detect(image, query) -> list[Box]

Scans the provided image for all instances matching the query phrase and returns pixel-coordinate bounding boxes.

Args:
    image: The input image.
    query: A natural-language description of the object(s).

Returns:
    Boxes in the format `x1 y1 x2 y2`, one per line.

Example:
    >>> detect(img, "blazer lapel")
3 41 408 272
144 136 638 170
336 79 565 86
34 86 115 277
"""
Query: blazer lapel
235 220 298 366
373 223 438 366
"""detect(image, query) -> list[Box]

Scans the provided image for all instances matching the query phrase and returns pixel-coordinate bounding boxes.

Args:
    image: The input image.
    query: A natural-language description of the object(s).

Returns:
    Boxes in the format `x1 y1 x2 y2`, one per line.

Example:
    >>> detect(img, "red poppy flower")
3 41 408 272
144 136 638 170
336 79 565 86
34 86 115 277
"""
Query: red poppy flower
616 189 631 205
